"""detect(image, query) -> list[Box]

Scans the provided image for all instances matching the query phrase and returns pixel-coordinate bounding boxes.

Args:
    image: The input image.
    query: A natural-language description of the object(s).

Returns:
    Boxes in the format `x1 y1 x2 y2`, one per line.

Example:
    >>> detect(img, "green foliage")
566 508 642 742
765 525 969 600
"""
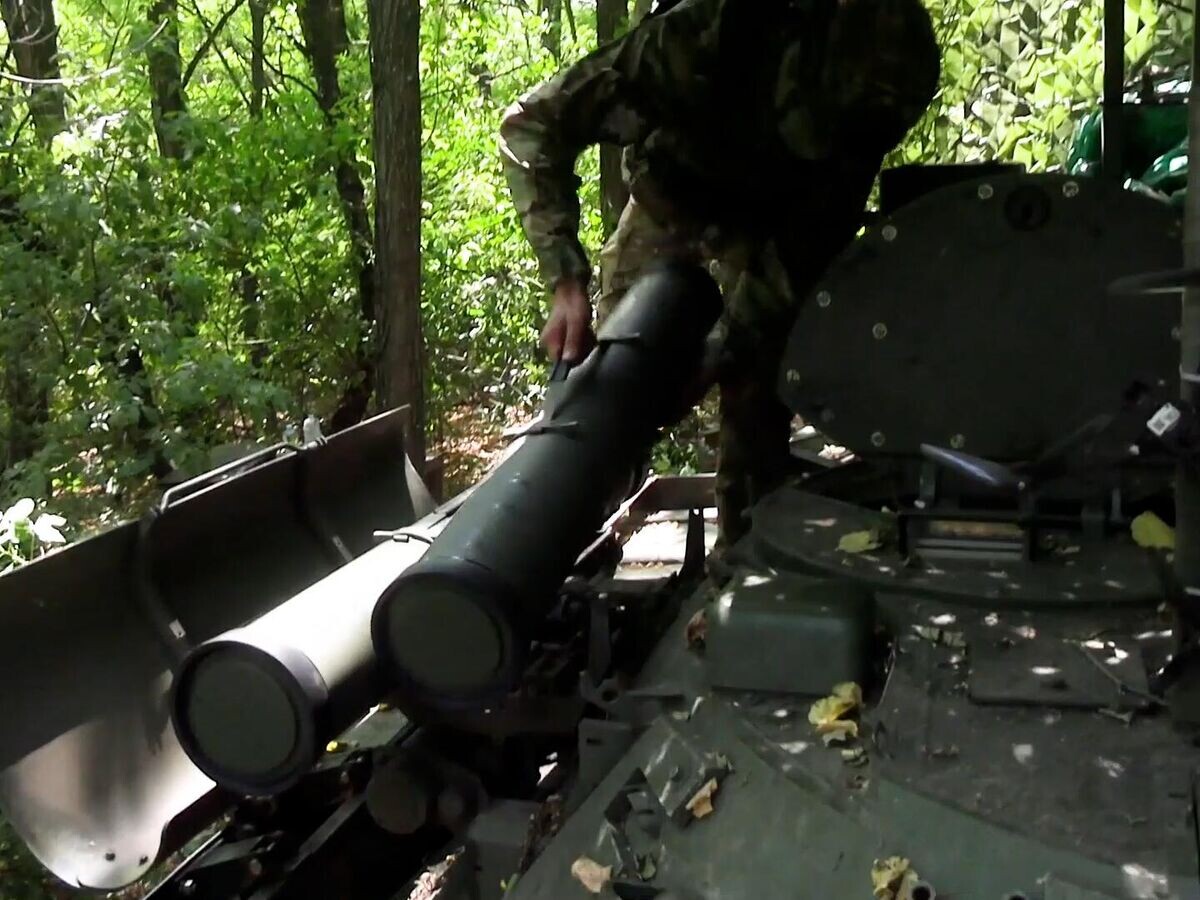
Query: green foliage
0 0 608 524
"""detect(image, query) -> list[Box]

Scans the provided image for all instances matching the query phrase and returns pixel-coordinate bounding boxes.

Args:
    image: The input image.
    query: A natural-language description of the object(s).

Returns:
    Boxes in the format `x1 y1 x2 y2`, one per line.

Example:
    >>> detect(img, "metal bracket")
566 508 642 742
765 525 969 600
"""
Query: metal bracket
373 529 435 545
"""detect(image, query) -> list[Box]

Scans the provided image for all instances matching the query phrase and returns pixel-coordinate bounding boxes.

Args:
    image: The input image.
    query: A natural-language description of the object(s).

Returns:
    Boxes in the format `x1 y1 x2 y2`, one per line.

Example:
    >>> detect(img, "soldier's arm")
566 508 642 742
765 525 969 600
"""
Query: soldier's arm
499 0 722 293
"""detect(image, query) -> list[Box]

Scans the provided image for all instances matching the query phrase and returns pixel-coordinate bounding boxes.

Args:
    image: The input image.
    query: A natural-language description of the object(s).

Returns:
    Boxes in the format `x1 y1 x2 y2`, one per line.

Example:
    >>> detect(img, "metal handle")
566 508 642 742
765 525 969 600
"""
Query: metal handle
157 442 300 512
920 443 1026 492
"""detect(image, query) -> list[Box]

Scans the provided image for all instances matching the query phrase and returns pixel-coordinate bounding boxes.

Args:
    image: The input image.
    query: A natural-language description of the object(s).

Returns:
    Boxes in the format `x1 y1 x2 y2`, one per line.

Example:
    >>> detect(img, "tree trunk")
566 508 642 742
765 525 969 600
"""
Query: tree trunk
368 0 425 466
250 0 267 118
596 0 628 237
0 0 65 142
298 0 377 432
147 0 189 160
242 0 268 364
0 0 62 472
540 0 562 59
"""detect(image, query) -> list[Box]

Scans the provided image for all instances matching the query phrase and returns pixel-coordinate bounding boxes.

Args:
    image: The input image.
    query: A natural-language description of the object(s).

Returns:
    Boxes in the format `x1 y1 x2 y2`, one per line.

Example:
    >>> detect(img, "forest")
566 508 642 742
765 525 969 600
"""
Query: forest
0 0 1194 895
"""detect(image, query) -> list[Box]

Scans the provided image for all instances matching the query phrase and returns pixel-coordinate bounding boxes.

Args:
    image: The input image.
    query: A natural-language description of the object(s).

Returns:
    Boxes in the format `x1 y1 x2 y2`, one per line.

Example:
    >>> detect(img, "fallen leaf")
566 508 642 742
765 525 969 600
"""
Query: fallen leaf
638 854 657 881
872 857 920 900
820 720 859 744
1132 512 1175 550
833 681 862 704
810 683 863 743
685 608 708 650
686 777 719 819
570 857 612 894
838 529 881 554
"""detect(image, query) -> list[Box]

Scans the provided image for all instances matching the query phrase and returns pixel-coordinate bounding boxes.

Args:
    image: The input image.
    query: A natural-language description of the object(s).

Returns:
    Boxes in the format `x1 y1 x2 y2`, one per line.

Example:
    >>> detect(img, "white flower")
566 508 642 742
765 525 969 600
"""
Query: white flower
2 498 35 526
32 514 66 545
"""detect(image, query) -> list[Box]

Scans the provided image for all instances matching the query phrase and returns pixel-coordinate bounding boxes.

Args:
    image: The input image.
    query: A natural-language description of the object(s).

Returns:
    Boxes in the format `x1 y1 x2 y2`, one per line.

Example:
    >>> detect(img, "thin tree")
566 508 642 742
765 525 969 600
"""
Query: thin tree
146 0 189 160
368 0 425 467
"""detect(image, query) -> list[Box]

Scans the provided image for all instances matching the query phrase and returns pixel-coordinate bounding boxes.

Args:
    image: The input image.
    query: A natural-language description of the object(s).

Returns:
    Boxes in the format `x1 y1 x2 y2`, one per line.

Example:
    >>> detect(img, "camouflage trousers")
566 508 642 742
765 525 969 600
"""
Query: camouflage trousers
597 198 799 549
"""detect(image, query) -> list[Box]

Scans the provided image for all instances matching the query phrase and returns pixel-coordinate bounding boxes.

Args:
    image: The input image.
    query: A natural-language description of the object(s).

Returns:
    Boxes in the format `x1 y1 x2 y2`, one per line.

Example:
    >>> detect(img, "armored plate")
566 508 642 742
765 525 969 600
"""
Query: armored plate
750 488 1161 608
0 409 429 890
779 174 1182 461
509 582 1196 900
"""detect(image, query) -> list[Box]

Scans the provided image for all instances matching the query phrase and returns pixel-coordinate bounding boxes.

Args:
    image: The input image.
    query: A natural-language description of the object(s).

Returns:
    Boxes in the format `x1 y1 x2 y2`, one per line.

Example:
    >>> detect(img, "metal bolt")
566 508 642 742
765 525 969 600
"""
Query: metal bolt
180 880 198 897
786 369 801 383
977 183 994 200
1172 325 1182 340
871 432 886 448
816 290 832 308
950 434 966 449
1062 181 1080 198
247 858 264 879
881 224 898 242
872 322 888 340
104 852 116 862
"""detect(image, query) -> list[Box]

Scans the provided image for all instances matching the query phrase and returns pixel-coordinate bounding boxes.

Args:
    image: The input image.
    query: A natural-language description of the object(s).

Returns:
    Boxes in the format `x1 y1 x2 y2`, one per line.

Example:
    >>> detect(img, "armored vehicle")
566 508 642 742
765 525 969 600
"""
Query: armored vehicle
3 3 1200 898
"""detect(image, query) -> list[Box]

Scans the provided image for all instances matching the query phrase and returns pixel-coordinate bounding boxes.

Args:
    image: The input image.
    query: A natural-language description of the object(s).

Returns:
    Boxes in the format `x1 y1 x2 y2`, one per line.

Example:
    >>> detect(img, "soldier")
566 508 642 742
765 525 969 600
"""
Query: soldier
499 0 940 549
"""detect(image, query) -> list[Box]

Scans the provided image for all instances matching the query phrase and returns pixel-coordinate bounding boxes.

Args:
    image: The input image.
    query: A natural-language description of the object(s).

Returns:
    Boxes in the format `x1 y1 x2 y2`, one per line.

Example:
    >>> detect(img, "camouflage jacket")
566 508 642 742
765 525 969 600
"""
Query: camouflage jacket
500 0 940 292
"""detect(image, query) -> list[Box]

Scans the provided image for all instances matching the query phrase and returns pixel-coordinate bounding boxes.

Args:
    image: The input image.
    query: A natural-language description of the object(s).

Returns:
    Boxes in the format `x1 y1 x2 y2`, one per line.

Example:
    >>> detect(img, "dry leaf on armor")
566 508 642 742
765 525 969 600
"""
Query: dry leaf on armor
686 777 719 819
685 608 708 650
871 856 920 900
638 854 658 881
820 720 859 745
1132 511 1175 550
838 529 882 554
809 681 863 740
570 857 612 894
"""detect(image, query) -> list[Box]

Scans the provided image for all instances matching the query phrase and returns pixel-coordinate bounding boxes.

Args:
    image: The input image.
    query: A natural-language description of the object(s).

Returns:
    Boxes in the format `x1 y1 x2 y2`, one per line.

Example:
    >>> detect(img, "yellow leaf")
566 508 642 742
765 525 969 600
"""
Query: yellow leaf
839 530 881 553
686 778 719 819
820 720 859 744
570 857 612 894
1132 512 1175 550
832 682 862 705
809 682 863 737
872 857 920 900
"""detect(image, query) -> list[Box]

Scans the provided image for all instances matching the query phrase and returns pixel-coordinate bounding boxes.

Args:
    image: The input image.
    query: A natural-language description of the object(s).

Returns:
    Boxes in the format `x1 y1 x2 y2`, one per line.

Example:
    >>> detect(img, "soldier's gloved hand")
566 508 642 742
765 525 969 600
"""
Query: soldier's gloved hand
543 277 595 363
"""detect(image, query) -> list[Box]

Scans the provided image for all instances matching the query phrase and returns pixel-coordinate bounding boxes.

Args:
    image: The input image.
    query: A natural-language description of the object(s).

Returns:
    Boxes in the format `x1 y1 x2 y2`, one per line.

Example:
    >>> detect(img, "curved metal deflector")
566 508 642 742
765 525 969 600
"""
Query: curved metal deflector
0 408 428 890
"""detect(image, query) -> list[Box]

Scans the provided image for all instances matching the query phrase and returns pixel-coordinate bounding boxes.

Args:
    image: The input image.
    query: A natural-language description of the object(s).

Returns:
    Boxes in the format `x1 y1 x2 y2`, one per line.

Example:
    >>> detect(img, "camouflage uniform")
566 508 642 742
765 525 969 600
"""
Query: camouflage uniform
500 0 940 545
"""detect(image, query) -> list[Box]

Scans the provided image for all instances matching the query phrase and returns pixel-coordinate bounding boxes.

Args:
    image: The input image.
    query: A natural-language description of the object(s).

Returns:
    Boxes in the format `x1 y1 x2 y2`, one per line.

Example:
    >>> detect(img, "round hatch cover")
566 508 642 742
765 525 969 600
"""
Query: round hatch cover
779 174 1181 461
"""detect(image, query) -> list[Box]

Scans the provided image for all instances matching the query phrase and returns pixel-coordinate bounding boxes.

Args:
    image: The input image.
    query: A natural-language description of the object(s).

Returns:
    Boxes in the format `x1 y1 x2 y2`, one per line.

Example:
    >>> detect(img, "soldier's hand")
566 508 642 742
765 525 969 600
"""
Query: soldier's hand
543 278 595 363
